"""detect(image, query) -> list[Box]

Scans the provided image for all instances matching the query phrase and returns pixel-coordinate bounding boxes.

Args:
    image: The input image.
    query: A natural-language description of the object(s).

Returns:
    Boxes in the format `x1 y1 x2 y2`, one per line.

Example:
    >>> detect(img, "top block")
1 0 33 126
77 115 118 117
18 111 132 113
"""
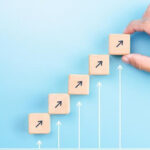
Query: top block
109 34 130 55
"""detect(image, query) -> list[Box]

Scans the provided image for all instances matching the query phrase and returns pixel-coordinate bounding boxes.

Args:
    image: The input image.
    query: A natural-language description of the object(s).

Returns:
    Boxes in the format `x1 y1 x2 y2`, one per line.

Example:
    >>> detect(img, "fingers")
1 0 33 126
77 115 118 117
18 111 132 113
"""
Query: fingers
122 54 150 72
124 20 144 34
124 5 150 35
122 5 150 73
143 5 150 18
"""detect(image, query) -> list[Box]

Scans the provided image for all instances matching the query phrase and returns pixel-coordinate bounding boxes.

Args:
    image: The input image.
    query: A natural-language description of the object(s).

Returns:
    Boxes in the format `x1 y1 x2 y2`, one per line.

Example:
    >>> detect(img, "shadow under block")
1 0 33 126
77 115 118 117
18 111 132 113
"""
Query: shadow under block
68 74 89 95
89 55 109 75
109 34 130 55
28 113 50 134
48 94 70 114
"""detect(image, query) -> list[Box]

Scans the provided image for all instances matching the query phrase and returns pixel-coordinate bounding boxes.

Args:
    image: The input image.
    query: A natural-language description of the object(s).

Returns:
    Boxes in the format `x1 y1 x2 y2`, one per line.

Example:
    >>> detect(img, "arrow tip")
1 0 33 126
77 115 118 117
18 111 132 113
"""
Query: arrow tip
79 81 82 85
97 82 102 87
39 120 43 124
58 101 62 105
77 101 82 107
117 65 123 70
56 120 62 126
37 140 42 145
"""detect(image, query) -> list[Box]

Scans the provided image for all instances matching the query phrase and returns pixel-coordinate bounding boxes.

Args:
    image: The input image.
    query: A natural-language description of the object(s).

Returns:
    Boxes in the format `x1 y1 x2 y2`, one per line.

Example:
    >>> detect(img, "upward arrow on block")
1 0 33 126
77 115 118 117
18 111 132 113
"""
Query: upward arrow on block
36 120 43 128
37 140 42 149
97 82 102 149
117 65 123 149
56 121 62 150
55 101 62 108
96 61 103 68
77 101 82 150
116 40 123 47
75 81 83 88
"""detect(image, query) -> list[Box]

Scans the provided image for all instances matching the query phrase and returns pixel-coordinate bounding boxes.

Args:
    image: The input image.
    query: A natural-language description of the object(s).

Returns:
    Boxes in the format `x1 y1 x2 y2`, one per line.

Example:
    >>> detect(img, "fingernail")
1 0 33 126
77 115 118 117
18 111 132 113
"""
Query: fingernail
122 56 130 64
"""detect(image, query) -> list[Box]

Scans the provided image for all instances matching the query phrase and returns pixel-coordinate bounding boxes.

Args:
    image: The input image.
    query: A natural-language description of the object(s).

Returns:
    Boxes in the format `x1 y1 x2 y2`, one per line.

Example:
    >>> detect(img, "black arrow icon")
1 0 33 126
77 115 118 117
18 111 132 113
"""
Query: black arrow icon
96 61 103 68
116 40 123 47
75 81 82 88
36 120 43 128
55 101 62 108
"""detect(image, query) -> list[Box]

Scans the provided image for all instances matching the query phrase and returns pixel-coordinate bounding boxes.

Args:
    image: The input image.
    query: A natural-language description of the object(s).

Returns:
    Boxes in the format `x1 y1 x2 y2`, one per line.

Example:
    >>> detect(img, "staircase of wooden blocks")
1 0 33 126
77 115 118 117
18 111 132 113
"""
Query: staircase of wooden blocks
28 34 130 134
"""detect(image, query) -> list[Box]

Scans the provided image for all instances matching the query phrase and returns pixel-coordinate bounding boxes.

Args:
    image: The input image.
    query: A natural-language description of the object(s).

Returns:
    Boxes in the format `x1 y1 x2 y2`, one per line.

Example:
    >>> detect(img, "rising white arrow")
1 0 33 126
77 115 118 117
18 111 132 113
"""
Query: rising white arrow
56 120 62 150
117 65 123 149
97 82 102 149
77 101 82 150
37 140 42 149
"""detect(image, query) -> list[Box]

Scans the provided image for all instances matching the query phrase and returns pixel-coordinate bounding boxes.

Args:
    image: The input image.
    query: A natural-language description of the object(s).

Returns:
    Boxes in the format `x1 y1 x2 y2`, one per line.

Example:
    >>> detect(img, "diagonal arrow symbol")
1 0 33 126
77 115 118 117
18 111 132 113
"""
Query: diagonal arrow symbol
36 120 43 128
116 40 123 47
55 101 62 108
96 61 103 68
75 81 82 88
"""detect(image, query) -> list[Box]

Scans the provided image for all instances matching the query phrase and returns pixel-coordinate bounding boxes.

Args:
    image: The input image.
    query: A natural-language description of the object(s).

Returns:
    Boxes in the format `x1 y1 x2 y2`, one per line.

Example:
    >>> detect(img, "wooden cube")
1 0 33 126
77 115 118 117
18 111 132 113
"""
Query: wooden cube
48 94 70 114
109 34 130 55
68 74 89 95
89 55 109 75
28 113 50 134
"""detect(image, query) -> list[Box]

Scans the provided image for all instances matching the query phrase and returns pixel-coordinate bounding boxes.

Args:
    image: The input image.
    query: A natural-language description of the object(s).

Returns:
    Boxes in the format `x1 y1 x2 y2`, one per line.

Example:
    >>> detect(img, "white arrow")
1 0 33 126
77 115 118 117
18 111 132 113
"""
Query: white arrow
117 65 123 149
56 121 62 150
77 101 82 149
97 82 102 149
37 140 42 149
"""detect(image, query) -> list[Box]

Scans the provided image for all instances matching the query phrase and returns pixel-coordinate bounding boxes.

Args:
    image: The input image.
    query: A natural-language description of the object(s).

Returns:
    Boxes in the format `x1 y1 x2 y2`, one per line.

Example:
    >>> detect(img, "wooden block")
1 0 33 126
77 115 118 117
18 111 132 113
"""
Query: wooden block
28 113 50 134
48 94 70 114
89 55 109 75
109 34 130 55
68 74 89 95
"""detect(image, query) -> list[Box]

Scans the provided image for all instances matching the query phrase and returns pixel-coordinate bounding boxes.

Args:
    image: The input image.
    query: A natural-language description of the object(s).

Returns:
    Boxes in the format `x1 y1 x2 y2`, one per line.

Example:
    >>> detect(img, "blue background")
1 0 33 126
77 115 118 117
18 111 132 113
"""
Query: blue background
0 0 150 148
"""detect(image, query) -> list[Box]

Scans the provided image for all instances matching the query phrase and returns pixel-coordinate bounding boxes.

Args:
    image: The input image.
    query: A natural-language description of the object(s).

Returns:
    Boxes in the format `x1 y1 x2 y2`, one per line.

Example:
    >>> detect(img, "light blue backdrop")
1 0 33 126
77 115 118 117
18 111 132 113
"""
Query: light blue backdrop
0 0 150 148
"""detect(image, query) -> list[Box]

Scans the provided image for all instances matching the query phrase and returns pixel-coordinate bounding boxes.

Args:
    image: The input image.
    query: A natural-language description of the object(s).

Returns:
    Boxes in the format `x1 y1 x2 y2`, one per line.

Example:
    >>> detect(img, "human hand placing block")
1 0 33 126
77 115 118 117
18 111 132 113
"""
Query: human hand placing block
89 55 109 75
28 113 50 134
68 75 89 95
109 34 130 55
48 94 70 114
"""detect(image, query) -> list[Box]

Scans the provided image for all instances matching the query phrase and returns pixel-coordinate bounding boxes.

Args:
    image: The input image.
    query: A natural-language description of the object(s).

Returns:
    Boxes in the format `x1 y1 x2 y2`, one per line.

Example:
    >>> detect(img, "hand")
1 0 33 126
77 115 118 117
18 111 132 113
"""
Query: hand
122 5 150 72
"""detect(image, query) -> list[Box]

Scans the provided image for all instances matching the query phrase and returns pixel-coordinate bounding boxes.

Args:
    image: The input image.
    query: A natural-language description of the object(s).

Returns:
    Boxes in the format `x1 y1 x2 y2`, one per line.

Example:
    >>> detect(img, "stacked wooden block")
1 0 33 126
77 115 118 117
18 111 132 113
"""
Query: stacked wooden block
28 34 130 134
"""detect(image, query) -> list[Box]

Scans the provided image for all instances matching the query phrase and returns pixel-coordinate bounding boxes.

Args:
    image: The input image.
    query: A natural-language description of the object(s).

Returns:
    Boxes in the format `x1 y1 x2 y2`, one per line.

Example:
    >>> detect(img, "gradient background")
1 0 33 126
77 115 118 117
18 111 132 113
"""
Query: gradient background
0 0 150 148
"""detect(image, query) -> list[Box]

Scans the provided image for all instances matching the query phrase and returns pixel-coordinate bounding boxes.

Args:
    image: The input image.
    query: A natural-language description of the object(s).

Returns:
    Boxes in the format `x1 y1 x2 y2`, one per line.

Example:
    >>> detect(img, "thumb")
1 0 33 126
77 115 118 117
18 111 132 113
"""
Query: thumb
122 54 150 72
